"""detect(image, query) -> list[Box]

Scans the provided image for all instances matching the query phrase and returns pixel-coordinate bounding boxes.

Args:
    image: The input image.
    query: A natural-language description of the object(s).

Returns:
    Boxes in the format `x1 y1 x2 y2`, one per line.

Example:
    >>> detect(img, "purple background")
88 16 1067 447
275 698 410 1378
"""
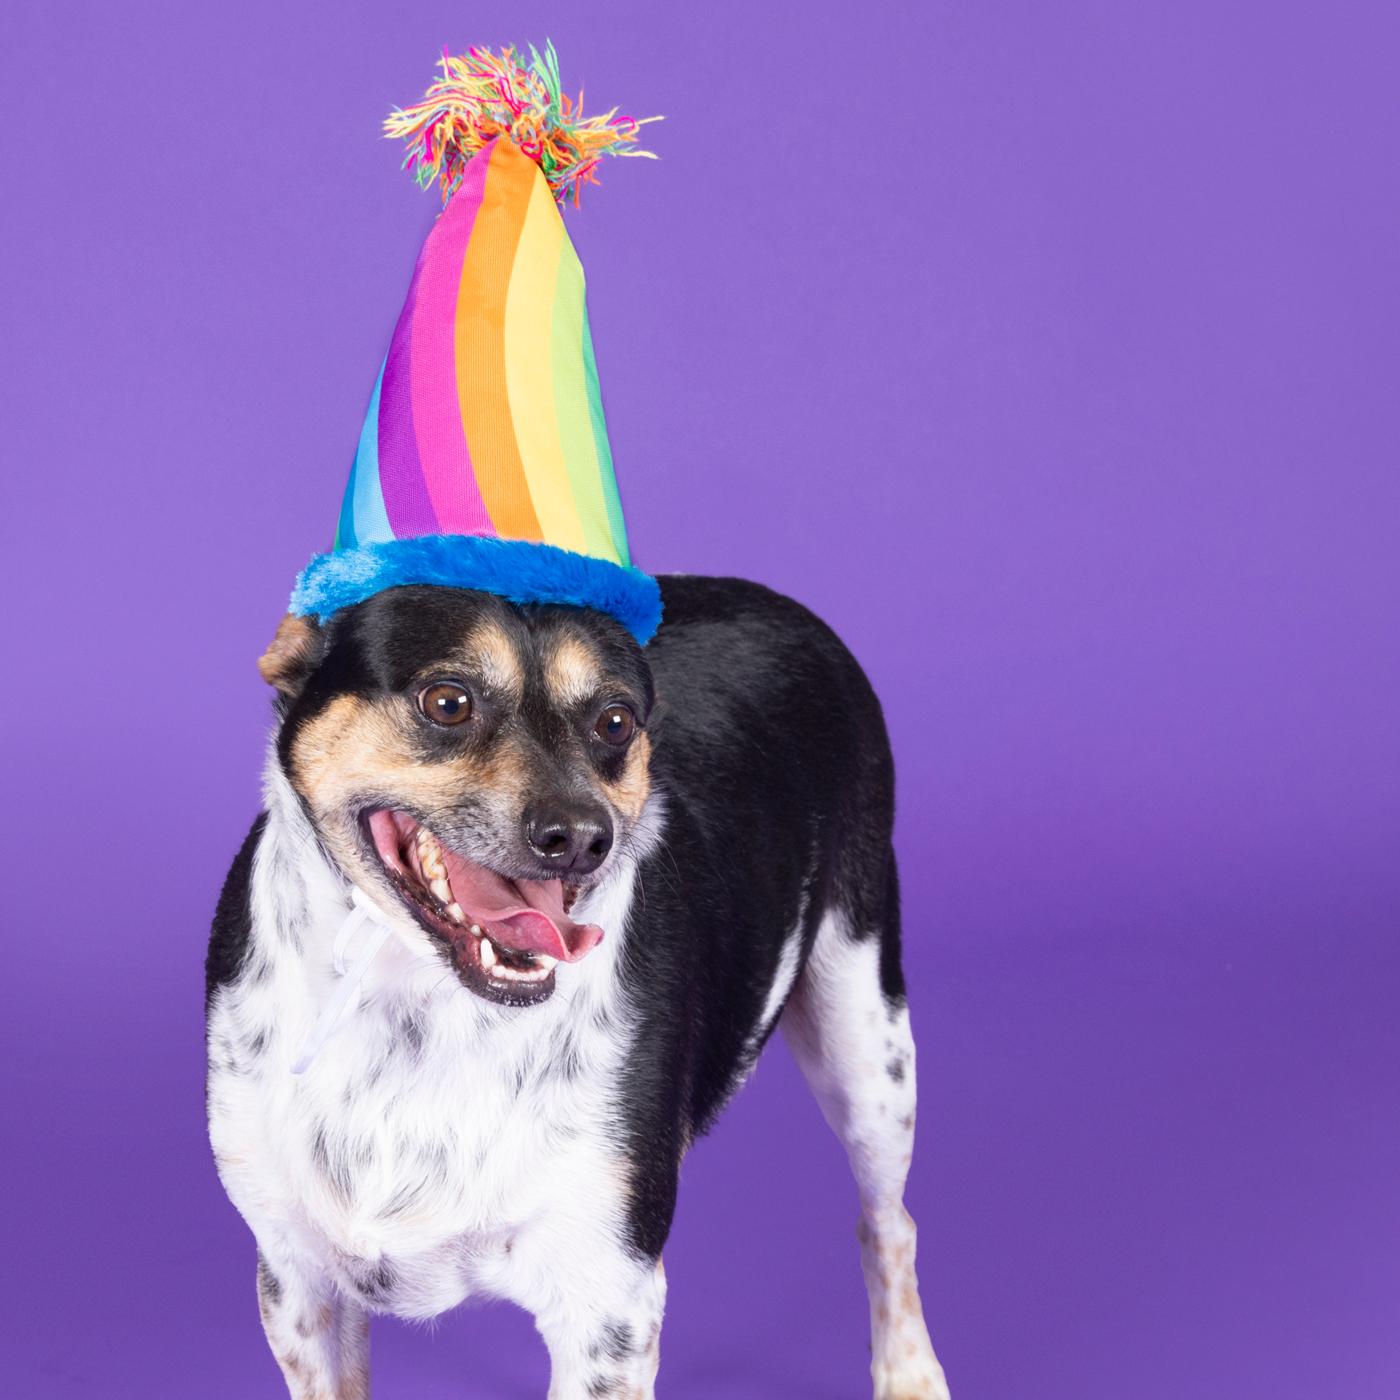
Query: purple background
4 2 1397 1396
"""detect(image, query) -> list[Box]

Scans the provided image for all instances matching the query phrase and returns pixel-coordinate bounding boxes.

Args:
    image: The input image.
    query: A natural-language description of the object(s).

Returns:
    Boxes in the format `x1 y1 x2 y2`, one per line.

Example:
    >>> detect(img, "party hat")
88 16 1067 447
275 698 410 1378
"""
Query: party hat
291 43 662 643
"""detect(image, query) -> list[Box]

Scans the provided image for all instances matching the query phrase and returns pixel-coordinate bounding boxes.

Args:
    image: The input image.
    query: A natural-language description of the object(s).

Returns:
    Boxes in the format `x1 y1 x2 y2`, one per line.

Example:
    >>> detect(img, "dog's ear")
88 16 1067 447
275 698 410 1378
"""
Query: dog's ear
258 614 325 698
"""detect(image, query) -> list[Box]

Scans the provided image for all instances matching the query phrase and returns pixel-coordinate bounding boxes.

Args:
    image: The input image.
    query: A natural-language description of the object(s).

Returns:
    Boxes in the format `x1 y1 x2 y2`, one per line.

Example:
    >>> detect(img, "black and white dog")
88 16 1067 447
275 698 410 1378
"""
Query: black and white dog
207 576 950 1398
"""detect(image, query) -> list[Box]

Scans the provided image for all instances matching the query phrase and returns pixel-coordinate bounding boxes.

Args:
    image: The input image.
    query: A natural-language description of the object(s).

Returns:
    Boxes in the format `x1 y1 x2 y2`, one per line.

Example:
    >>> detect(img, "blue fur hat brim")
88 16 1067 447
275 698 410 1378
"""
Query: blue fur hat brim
290 535 663 645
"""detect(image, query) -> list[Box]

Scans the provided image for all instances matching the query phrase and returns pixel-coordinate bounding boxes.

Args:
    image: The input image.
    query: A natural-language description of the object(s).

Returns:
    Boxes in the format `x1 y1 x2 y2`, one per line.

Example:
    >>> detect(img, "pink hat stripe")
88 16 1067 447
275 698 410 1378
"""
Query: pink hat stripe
410 155 494 536
376 260 440 538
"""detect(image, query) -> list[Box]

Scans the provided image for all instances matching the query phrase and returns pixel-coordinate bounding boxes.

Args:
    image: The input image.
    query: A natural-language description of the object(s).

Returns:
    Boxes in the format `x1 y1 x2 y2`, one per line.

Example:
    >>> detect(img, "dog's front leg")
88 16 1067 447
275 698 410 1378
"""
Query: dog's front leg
256 1251 369 1400
533 1252 667 1400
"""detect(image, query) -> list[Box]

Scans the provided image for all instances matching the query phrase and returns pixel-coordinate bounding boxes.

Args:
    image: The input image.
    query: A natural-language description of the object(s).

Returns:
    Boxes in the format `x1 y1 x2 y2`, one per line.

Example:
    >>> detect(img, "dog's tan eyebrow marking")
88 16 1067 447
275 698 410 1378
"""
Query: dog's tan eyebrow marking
462 621 525 697
545 635 605 708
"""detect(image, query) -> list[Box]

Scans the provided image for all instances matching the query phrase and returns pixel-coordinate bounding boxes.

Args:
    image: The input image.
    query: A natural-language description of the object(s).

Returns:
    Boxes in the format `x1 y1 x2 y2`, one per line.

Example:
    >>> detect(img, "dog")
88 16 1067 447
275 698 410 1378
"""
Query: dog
206 574 950 1398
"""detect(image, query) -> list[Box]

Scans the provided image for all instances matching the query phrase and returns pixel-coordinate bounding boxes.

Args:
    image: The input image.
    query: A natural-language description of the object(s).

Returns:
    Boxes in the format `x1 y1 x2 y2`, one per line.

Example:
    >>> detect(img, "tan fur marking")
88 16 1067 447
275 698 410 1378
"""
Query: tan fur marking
599 732 652 823
290 695 521 812
259 614 320 695
296 1303 334 1339
288 694 532 886
545 635 603 708
464 620 525 697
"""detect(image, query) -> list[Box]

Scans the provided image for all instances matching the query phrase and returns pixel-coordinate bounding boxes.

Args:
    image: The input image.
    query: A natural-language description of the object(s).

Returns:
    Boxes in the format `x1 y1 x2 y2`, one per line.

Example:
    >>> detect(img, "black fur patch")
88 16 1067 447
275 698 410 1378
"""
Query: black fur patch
611 575 905 1258
393 1007 427 1060
590 1320 636 1363
256 1254 282 1307
310 1122 361 1202
355 1258 397 1303
205 813 266 1010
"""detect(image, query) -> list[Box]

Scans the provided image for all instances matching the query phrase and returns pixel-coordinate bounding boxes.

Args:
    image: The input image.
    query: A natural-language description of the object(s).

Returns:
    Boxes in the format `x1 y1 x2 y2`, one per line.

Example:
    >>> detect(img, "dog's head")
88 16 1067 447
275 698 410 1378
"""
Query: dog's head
259 586 655 1007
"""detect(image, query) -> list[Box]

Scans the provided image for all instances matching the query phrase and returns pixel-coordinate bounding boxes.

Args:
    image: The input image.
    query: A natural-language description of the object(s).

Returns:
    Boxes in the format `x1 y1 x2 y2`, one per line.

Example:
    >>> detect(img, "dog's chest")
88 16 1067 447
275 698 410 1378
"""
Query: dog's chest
211 957 631 1318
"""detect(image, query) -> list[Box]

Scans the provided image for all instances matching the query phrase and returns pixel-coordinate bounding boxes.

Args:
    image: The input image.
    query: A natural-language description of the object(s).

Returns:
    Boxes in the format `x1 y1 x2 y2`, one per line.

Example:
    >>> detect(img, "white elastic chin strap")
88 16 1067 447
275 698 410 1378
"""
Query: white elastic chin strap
290 885 392 1075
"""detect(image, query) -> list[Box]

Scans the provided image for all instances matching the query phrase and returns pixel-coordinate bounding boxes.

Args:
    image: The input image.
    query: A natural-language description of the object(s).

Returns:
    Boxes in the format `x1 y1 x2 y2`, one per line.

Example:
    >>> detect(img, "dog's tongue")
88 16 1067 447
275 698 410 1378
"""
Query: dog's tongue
439 848 603 964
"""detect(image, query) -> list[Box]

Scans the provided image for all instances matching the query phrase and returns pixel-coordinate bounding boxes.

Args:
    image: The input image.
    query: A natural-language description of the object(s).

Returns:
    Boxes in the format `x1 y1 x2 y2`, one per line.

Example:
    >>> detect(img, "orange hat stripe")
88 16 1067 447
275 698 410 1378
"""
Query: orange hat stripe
454 139 543 541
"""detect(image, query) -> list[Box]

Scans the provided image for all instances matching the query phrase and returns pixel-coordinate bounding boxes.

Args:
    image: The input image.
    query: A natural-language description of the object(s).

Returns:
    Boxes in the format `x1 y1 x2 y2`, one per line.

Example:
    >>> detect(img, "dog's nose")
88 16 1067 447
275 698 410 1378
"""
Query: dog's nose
523 801 613 875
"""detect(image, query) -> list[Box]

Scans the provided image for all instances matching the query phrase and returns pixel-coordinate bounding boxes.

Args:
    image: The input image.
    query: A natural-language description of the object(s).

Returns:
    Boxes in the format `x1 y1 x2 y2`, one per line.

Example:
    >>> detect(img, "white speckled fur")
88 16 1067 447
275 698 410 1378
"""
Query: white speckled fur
782 916 951 1400
208 757 667 1395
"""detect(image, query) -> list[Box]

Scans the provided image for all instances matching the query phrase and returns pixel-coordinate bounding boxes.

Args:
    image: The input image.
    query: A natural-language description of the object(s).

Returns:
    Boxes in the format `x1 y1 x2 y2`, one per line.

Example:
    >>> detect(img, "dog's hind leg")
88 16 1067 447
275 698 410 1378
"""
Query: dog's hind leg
781 891 951 1400
255 1250 369 1400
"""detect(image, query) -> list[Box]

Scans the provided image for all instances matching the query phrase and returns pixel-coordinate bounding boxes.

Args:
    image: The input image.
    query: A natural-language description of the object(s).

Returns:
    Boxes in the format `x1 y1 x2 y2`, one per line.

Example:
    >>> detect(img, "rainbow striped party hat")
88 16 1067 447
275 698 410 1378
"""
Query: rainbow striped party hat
291 43 662 643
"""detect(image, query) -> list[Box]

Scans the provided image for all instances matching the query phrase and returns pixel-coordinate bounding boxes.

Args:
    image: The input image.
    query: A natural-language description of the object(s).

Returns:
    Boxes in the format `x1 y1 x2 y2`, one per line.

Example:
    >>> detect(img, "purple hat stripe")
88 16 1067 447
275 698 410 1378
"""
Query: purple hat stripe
411 152 495 537
375 256 439 538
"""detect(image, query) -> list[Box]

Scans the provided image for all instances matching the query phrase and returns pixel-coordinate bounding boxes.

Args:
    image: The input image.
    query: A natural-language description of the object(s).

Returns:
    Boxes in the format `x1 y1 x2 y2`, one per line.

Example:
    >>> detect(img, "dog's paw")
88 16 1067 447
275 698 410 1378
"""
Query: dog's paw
871 1304 950 1400
873 1355 951 1400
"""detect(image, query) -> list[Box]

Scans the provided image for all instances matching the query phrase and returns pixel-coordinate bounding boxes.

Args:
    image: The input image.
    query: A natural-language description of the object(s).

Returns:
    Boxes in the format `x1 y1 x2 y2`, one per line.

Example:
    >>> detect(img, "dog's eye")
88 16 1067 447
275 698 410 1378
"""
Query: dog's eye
594 704 636 747
418 682 473 727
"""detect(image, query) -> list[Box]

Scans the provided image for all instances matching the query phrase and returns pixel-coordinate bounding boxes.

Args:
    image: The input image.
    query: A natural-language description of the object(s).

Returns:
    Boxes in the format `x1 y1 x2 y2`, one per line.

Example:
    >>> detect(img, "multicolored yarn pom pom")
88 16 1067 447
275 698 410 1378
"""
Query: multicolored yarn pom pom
385 41 659 207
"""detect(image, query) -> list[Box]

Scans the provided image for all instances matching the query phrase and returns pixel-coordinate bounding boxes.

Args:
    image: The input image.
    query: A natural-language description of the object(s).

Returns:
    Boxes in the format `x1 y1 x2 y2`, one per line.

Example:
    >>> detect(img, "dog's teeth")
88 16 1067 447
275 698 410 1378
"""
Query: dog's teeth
489 960 549 983
416 829 447 879
479 937 497 969
533 954 558 973
469 924 482 936
430 877 452 905
446 902 465 924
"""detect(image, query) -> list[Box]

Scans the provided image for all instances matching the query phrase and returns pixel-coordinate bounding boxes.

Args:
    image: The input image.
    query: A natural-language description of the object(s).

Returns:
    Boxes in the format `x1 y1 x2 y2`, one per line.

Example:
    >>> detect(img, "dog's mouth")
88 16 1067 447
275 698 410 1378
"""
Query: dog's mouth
363 809 604 1007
